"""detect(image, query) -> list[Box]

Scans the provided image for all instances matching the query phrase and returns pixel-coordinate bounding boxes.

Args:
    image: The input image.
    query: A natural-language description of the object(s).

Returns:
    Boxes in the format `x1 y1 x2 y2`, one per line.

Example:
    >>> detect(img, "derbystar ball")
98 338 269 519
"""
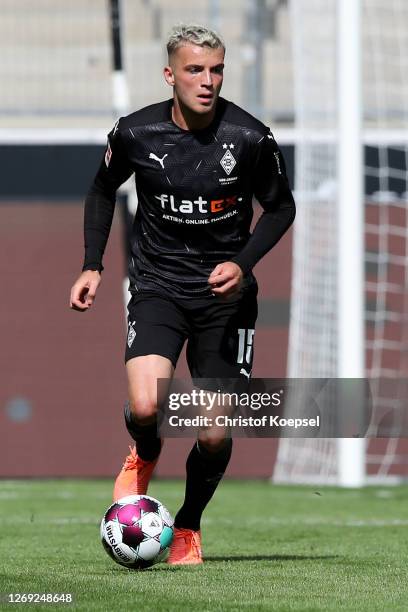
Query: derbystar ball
100 495 174 569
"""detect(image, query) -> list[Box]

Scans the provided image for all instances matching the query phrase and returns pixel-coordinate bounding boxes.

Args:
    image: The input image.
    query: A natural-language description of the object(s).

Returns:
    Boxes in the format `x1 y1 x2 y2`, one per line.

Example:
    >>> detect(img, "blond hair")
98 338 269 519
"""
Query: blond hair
166 23 225 57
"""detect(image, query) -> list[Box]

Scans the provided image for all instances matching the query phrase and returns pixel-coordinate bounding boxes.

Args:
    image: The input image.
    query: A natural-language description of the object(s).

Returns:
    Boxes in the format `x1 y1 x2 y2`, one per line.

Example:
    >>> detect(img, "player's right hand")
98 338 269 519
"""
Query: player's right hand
70 270 101 312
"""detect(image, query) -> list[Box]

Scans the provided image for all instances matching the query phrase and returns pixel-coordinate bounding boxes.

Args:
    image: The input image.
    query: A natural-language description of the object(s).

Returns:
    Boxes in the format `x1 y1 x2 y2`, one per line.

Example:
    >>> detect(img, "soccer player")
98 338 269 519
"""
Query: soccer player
70 24 295 565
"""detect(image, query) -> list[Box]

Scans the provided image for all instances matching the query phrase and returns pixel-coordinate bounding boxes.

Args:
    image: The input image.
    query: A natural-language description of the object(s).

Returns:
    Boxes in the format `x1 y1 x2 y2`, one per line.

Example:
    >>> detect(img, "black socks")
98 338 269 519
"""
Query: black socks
124 401 232 530
174 439 233 531
124 401 162 462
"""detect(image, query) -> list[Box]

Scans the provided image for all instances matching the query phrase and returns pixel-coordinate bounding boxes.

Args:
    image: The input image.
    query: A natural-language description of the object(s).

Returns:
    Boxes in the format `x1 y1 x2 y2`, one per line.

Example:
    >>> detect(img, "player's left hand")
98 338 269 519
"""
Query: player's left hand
208 261 243 297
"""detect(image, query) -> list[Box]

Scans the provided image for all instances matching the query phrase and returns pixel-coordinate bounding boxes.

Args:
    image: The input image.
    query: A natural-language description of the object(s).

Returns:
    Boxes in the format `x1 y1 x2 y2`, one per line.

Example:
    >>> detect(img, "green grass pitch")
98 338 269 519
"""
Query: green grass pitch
0 479 407 611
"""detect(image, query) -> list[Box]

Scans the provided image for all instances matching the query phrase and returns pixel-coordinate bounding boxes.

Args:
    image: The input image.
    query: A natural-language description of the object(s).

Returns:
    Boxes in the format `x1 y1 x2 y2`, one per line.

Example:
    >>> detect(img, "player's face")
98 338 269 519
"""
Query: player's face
164 44 225 116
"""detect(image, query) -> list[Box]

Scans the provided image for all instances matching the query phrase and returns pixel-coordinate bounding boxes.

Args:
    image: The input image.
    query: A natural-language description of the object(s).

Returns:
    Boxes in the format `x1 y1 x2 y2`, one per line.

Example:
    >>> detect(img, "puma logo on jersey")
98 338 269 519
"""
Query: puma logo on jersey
149 153 168 169
240 367 252 379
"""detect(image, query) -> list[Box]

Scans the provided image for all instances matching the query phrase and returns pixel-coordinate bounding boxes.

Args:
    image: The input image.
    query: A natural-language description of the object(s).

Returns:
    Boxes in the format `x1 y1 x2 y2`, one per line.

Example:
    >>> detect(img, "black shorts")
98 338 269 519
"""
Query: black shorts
125 289 258 380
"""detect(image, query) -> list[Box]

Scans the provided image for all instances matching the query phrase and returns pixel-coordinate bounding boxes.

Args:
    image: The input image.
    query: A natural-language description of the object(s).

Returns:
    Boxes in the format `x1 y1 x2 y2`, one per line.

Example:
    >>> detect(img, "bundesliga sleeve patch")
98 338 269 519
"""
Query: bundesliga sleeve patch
105 142 112 167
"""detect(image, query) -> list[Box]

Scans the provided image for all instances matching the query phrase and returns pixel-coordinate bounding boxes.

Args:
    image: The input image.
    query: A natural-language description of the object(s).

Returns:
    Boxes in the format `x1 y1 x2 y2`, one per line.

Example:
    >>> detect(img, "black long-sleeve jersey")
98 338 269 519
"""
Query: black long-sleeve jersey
83 97 295 298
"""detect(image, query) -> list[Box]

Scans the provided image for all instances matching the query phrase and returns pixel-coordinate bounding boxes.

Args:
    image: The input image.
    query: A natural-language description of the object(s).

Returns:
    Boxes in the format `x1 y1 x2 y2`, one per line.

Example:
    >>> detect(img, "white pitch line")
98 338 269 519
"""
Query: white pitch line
1 515 407 528
202 517 408 527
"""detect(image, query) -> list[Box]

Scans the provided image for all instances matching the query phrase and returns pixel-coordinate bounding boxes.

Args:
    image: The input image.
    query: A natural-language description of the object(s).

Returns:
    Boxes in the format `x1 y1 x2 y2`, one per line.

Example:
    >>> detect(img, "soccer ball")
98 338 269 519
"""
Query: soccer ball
100 495 174 569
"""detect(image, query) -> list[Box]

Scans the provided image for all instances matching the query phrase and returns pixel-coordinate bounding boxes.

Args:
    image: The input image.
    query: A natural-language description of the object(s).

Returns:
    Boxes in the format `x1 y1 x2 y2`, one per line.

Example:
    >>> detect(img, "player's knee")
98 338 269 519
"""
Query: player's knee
127 396 158 425
198 434 231 454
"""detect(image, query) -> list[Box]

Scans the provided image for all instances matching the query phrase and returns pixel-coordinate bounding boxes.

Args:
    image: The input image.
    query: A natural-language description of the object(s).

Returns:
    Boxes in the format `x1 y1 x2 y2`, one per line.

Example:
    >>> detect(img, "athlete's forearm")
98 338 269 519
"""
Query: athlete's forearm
231 195 296 274
82 178 117 272
82 121 133 272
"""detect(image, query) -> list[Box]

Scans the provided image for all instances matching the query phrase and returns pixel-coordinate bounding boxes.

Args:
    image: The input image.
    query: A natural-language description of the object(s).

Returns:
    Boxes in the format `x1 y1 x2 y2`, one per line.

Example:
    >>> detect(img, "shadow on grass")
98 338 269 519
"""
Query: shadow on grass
106 553 339 573
204 554 339 562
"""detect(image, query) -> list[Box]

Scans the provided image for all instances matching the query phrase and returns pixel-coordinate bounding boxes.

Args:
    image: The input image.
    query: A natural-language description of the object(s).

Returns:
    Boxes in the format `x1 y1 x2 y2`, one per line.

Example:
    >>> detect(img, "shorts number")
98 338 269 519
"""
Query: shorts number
237 328 254 364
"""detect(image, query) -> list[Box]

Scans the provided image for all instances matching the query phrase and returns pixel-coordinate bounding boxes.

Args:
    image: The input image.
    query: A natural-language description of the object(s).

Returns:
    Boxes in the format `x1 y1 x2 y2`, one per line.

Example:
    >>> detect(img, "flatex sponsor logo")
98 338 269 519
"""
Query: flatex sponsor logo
154 193 242 215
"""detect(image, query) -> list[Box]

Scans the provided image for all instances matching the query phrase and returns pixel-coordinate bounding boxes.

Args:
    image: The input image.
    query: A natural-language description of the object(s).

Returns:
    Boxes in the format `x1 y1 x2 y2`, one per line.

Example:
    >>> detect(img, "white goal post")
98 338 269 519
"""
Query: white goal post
274 0 408 486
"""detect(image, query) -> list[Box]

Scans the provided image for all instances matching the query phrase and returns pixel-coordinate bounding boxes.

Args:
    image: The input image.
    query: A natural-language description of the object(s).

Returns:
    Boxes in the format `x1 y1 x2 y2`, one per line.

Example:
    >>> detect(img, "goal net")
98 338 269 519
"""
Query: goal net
274 0 408 484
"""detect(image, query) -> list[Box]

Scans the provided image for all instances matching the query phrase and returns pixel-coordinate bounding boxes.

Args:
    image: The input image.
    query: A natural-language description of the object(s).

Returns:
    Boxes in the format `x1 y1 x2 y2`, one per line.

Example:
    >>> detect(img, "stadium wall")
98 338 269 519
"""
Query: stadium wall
2 143 404 478
0 144 294 478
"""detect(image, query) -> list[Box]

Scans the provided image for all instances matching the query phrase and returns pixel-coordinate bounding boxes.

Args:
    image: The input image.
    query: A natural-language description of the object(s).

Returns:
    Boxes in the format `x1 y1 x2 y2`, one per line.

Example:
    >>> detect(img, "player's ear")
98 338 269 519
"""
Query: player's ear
164 65 175 87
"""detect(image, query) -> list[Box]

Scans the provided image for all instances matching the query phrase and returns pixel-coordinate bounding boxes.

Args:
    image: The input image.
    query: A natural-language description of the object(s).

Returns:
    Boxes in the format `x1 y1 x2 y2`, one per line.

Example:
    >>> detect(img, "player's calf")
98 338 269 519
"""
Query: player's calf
173 439 232 536
124 399 162 460
112 401 162 501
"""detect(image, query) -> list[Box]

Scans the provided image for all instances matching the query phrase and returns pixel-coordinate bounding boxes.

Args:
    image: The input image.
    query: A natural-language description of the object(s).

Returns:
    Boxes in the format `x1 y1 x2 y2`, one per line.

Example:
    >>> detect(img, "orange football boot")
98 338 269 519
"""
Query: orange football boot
113 445 160 501
167 528 203 565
